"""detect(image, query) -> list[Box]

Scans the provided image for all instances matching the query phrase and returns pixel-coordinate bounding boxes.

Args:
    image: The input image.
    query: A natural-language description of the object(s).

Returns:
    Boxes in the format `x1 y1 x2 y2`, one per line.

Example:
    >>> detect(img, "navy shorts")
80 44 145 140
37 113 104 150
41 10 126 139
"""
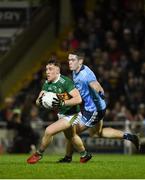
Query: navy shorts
80 109 106 127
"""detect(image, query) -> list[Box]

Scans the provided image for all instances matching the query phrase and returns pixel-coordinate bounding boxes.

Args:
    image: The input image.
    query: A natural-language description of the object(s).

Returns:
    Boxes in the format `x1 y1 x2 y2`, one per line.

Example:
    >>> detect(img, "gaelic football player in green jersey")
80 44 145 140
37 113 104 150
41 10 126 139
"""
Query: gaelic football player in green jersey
27 58 92 164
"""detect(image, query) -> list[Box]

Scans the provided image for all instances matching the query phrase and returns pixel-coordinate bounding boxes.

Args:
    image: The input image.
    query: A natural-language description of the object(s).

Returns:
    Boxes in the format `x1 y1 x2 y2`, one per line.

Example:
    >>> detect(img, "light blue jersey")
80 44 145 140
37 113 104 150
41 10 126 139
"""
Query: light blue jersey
73 65 106 112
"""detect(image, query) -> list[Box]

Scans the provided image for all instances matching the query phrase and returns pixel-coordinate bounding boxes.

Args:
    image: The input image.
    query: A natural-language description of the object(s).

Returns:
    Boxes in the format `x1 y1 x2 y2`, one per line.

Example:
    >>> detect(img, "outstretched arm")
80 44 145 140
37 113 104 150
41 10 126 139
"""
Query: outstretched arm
89 80 104 93
89 81 105 99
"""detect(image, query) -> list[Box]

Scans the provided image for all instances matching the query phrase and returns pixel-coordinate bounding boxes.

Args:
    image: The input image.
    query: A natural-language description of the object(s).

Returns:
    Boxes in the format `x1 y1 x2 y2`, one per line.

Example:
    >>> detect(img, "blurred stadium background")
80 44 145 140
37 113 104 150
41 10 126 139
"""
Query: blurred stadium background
0 0 145 156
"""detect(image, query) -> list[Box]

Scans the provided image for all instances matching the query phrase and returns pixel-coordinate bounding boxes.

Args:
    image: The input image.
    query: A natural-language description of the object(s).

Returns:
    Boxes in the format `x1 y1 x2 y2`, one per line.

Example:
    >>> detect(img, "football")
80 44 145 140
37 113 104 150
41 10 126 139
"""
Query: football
42 91 58 109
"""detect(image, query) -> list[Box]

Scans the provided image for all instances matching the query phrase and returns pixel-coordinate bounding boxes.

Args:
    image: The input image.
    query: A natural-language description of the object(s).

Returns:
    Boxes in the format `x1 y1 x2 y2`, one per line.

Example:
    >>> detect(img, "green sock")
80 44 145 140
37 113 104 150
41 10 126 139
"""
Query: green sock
80 151 87 157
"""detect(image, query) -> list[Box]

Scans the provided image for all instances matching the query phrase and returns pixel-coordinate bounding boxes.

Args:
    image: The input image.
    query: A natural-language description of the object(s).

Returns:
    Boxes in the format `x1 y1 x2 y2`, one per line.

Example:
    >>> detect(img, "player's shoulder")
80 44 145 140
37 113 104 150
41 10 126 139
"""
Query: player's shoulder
84 65 93 73
81 65 93 76
60 75 73 83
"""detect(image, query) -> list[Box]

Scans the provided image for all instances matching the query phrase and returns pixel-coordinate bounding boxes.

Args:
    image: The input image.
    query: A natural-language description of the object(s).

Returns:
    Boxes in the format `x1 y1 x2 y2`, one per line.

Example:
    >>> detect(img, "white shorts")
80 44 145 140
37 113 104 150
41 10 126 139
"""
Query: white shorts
58 112 82 126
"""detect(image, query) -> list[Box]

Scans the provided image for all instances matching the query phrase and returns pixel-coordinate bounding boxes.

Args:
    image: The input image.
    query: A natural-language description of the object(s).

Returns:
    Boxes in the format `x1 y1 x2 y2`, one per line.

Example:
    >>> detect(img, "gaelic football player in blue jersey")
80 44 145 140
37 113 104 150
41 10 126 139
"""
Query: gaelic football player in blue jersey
58 51 140 163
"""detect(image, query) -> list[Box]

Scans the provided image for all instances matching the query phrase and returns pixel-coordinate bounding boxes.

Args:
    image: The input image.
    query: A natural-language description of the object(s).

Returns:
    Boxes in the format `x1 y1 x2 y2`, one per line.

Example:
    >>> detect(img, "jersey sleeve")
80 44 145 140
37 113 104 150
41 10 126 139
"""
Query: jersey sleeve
86 70 97 84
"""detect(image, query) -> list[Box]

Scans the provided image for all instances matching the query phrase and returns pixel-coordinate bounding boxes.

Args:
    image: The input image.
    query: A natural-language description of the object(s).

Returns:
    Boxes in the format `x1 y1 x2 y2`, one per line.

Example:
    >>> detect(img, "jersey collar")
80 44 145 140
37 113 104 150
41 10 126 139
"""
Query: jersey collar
47 74 61 84
74 65 85 75
53 74 61 83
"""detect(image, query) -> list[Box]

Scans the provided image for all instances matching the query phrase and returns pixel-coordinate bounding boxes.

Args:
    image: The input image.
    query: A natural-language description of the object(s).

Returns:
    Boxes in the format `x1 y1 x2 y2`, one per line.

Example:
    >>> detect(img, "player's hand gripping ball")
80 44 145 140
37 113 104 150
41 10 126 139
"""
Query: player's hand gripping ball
40 91 58 109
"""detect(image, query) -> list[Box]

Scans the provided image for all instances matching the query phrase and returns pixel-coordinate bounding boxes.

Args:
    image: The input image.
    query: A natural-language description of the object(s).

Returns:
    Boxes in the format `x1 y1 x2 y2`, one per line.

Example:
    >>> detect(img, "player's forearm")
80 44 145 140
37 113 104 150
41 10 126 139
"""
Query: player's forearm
64 96 82 106
90 81 104 93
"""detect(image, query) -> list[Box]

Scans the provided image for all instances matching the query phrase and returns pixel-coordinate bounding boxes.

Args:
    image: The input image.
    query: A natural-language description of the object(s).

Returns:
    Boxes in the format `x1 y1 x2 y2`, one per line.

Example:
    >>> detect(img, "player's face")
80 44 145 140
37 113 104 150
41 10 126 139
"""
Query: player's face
46 64 59 82
68 54 80 71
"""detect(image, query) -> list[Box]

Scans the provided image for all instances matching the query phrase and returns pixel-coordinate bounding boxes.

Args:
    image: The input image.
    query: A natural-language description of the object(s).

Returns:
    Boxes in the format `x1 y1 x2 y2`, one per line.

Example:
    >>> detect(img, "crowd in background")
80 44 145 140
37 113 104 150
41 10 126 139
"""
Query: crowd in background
57 0 145 122
0 0 145 153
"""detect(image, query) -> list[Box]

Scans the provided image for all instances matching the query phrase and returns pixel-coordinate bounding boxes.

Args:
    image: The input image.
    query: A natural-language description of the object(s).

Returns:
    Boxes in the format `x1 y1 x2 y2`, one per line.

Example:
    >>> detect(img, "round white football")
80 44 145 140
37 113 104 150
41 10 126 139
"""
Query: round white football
42 91 58 109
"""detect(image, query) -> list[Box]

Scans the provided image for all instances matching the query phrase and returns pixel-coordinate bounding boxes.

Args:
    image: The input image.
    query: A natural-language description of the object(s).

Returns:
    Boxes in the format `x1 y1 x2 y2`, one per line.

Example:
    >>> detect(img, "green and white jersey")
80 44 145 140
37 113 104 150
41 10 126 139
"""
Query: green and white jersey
42 75 80 115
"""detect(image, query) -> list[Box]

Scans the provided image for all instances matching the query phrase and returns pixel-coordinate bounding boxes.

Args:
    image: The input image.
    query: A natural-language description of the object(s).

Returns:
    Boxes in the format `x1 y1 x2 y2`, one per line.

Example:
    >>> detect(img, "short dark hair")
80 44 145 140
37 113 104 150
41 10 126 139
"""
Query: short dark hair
70 50 85 60
47 57 61 68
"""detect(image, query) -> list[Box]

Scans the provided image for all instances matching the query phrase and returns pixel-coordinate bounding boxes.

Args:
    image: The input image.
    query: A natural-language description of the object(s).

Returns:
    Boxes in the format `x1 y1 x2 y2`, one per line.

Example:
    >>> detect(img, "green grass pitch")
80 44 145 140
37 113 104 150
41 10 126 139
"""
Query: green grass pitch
0 154 145 179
